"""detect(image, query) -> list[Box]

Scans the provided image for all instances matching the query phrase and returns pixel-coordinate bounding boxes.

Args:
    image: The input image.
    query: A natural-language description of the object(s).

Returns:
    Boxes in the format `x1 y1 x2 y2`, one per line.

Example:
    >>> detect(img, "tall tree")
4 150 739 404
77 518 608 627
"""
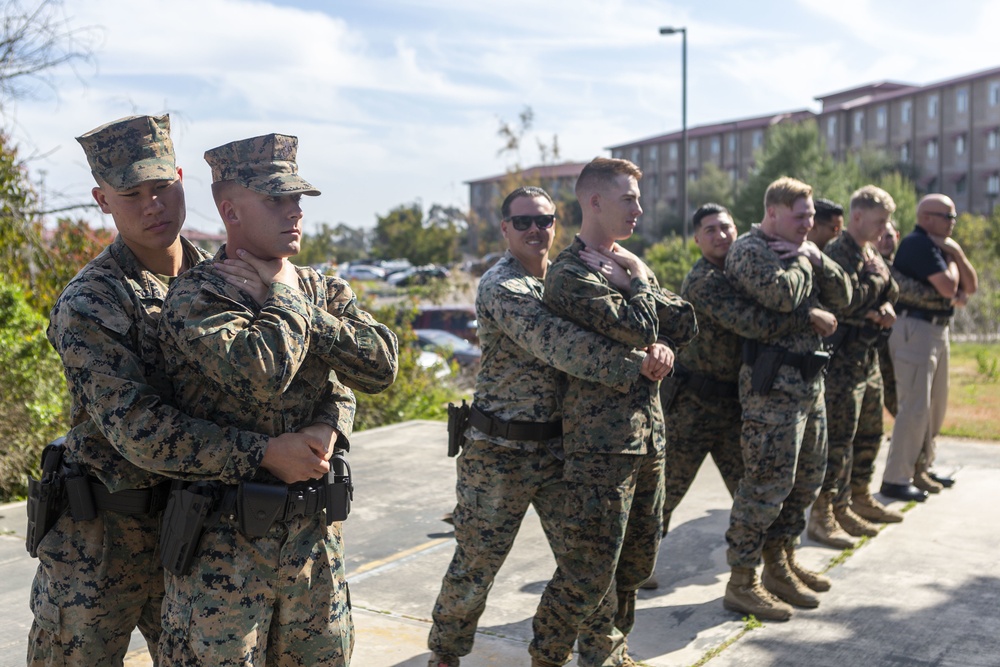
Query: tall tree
373 203 460 266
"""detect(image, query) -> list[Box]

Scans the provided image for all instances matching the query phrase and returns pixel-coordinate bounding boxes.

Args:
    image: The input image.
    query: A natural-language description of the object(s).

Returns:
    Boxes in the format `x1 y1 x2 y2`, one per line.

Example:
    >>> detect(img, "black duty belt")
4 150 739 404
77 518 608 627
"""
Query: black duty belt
221 481 330 523
742 341 830 381
899 308 951 326
469 405 562 441
676 365 738 399
88 477 171 516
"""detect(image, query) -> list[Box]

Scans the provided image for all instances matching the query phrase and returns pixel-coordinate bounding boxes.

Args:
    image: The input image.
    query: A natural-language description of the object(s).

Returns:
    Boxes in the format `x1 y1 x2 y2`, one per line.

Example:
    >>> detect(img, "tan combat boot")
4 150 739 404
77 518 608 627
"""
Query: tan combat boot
784 545 831 592
833 502 880 538
851 486 903 523
807 492 856 549
914 464 944 494
723 566 793 621
761 545 820 608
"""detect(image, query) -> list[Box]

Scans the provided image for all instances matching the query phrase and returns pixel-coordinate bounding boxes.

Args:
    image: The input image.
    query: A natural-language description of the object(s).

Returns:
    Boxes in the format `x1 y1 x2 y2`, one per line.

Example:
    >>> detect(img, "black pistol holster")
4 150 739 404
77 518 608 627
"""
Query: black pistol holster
326 450 353 524
26 437 67 557
659 373 684 413
159 483 221 576
744 341 784 396
447 400 471 457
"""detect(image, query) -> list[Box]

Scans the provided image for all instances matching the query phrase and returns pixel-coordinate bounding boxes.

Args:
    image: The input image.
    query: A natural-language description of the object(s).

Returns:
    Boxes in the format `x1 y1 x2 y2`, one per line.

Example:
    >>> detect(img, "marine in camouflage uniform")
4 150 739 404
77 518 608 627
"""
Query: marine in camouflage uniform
428 187 658 667
533 159 697 667
156 134 398 666
813 186 900 540
28 115 273 667
724 178 851 619
662 206 812 537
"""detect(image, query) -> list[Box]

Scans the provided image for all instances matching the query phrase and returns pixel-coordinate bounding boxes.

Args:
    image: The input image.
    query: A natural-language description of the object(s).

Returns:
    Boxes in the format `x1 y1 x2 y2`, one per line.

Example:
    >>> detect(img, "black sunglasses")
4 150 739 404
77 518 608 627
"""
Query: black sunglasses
507 214 555 231
927 211 957 221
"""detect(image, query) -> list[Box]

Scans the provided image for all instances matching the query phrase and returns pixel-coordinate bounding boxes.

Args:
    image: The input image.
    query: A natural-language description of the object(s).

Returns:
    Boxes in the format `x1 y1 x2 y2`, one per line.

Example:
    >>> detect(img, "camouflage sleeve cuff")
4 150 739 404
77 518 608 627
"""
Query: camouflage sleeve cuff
265 281 312 328
608 349 646 393
222 430 271 483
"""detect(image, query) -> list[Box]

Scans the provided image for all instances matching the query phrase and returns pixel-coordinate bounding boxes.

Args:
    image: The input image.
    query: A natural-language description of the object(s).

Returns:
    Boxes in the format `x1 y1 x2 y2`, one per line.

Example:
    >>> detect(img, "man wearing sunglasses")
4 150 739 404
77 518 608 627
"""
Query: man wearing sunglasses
427 185 669 667
534 158 697 667
880 194 977 502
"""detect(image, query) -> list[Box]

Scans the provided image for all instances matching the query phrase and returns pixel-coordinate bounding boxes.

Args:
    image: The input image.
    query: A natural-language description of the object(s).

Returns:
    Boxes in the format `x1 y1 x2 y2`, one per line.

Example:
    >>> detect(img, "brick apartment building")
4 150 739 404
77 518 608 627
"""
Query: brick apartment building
605 64 1000 232
465 161 589 228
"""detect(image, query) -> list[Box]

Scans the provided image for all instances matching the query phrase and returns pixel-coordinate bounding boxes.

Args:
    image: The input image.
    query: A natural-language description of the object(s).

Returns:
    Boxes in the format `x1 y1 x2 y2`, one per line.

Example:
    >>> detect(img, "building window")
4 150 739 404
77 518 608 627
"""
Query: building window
612 149 623 159
901 100 912 124
853 111 864 134
729 167 738 183
752 130 763 149
989 173 1000 194
990 129 1000 151
901 142 910 163
827 116 837 139
711 137 720 155
630 147 641 164
876 106 886 129
956 134 966 156
689 141 698 158
928 94 938 119
927 138 938 159
956 175 967 193
669 143 678 160
991 82 1000 107
688 170 698 182
667 173 677 188
956 88 968 114
649 145 658 162
728 133 737 153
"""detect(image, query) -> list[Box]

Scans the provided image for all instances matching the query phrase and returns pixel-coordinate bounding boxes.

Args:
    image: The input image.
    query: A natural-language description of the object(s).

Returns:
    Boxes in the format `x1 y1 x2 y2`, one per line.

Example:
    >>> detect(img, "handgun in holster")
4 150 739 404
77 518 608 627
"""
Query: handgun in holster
326 450 353 524
446 400 471 457
159 483 218 576
26 437 67 558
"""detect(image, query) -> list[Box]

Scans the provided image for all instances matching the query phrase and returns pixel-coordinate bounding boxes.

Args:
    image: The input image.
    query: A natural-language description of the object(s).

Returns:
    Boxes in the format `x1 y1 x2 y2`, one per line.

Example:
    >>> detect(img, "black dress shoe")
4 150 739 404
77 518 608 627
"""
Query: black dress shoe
880 482 929 503
929 471 956 488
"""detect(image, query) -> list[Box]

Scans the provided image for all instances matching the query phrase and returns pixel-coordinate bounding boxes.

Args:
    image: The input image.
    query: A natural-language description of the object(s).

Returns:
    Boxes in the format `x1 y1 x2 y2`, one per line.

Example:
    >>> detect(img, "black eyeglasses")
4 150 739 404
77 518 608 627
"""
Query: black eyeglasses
506 214 555 231
927 211 957 221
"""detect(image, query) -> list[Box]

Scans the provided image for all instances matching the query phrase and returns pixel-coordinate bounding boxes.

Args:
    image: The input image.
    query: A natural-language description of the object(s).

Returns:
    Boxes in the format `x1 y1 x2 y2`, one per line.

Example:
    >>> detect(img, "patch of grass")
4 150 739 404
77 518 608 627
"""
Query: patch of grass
687 615 763 667
885 342 1000 441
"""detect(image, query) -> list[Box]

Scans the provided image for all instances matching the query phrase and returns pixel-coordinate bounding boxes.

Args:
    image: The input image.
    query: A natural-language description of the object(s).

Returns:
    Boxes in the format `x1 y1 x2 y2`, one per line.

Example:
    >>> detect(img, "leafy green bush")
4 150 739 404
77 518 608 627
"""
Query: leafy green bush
644 235 701 294
353 300 467 431
0 280 69 500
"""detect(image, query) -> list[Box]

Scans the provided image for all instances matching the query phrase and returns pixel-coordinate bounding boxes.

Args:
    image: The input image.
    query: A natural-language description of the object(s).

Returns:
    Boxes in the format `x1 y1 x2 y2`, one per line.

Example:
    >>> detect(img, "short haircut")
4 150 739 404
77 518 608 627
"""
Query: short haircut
211 180 244 207
850 184 896 214
692 202 731 231
501 186 554 220
764 176 812 210
575 157 642 200
814 198 844 226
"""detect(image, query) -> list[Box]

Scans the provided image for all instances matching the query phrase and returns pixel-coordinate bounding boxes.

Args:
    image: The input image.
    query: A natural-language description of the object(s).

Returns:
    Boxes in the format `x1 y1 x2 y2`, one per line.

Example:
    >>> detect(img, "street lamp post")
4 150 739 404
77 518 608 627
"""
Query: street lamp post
659 26 687 242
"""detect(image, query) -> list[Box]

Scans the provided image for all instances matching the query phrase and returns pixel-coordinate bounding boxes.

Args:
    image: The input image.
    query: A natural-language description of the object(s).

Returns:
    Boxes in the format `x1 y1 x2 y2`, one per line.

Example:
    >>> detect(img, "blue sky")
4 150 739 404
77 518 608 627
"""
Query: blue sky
7 0 1000 235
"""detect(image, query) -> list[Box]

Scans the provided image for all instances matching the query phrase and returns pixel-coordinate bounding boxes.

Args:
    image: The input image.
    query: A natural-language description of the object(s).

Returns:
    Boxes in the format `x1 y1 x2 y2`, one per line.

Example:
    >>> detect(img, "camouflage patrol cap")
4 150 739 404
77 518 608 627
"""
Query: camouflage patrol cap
204 133 320 197
76 114 177 191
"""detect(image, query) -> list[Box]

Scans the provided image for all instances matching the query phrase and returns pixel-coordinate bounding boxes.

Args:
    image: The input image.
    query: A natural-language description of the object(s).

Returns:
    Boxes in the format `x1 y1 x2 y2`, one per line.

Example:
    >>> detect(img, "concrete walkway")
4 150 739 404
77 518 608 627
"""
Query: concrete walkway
1 420 997 667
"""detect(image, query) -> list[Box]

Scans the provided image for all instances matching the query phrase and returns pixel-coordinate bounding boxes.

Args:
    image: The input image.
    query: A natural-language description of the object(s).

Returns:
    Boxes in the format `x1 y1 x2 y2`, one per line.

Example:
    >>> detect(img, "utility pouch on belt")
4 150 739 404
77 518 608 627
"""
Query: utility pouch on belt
326 451 353 524
746 343 784 396
26 437 67 558
160 485 214 576
659 374 683 412
237 482 287 538
447 400 471 457
800 351 831 383
64 465 96 522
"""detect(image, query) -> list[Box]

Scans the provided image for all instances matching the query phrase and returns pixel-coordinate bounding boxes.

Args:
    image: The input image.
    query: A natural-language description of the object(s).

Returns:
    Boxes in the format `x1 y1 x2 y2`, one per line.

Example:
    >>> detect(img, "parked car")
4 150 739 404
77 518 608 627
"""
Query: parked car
414 329 482 369
411 305 478 344
463 251 504 277
340 264 386 281
387 264 450 287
